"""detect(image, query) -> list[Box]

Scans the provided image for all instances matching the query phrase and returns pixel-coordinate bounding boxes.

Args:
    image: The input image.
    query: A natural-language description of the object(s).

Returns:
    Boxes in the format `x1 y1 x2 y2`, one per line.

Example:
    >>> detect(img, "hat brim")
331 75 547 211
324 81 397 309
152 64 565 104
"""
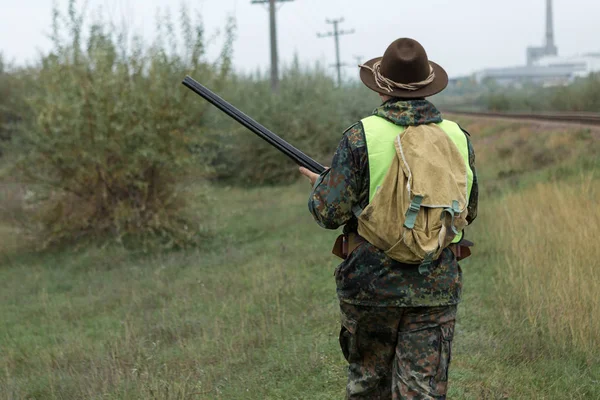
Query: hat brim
359 57 449 99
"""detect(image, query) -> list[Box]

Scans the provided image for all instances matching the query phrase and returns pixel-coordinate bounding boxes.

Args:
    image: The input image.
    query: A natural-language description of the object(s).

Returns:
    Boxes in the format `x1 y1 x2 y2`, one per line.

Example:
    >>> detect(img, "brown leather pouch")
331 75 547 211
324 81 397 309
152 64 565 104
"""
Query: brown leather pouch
332 234 347 259
456 245 472 261
449 239 474 261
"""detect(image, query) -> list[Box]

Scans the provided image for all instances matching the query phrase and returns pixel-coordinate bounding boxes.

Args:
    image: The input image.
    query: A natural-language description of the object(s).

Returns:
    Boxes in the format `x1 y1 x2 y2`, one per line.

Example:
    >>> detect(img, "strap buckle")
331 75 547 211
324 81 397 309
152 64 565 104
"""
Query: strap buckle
404 195 423 229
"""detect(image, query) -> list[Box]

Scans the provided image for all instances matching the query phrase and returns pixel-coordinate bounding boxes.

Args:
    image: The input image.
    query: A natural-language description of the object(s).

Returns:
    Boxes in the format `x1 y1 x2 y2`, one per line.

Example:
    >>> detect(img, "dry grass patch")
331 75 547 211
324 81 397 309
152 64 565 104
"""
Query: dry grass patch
492 176 599 356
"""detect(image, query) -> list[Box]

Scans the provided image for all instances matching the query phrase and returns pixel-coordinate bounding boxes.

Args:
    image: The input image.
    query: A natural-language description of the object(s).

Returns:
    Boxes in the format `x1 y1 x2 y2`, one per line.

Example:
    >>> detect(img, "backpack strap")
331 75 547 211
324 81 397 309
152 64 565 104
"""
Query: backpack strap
441 200 461 236
419 254 435 275
352 204 364 218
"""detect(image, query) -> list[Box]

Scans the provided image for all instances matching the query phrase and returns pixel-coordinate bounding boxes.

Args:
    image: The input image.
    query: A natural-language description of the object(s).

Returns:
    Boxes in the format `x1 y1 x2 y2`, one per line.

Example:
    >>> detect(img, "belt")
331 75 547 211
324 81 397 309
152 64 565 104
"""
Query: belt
332 234 474 262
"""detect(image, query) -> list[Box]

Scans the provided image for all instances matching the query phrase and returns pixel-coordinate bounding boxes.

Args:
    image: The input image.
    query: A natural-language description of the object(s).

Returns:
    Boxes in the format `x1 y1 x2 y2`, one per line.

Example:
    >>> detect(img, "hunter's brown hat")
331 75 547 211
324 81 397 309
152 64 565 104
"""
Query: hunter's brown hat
359 38 448 98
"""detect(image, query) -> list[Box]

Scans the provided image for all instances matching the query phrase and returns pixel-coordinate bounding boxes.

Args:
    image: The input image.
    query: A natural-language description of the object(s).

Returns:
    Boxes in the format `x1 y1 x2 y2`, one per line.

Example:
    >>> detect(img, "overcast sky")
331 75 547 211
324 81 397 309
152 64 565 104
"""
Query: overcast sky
2 0 599 78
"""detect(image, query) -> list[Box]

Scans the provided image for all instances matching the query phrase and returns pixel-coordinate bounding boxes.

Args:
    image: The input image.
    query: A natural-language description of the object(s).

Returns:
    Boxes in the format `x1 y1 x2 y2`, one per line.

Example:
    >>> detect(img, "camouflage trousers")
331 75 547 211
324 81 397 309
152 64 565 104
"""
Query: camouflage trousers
339 302 457 400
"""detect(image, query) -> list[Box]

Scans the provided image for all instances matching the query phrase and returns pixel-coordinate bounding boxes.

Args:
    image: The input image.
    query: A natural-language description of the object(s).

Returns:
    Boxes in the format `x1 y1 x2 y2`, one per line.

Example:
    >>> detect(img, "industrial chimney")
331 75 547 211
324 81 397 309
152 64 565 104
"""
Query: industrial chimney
545 0 558 55
527 0 558 65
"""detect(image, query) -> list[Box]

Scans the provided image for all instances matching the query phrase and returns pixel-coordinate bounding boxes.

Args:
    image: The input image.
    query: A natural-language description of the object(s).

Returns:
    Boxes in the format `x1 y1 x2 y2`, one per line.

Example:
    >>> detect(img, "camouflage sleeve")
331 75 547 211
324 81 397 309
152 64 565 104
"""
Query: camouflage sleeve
308 123 368 230
466 137 478 224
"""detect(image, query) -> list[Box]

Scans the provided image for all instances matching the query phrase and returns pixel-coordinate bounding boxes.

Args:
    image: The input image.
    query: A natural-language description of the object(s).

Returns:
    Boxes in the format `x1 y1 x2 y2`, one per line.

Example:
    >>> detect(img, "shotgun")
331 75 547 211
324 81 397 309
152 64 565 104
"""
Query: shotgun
182 76 326 175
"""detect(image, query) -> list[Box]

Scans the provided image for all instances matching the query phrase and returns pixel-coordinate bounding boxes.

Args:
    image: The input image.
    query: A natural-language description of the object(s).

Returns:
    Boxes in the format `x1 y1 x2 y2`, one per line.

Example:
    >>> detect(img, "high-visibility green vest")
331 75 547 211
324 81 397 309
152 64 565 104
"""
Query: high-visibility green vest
361 115 473 243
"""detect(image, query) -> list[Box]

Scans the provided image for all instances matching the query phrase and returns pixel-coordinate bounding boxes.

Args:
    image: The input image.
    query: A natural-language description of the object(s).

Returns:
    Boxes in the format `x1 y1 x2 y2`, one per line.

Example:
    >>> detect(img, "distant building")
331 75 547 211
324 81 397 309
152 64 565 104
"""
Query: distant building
473 0 600 86
535 53 600 78
475 54 600 88
474 65 573 87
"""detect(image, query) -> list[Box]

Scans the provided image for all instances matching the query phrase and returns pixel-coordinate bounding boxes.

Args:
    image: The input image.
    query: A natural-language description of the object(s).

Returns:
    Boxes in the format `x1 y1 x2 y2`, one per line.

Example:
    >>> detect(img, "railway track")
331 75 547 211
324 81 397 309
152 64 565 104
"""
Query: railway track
445 110 600 126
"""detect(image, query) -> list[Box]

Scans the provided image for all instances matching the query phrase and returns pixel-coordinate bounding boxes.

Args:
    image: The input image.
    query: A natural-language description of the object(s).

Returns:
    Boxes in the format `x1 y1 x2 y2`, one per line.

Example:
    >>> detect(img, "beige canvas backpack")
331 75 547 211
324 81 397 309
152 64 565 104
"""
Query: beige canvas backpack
357 117 472 273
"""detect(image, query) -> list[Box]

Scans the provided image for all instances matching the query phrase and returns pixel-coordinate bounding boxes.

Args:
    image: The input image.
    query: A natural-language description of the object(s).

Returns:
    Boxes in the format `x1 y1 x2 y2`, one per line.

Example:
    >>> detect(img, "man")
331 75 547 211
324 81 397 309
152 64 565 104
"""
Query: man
299 38 478 399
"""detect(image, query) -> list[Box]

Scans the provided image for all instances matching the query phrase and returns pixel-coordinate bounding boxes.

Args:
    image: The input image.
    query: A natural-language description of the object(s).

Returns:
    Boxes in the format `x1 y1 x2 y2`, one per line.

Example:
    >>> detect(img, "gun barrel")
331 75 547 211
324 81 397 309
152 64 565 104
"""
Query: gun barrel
182 76 326 175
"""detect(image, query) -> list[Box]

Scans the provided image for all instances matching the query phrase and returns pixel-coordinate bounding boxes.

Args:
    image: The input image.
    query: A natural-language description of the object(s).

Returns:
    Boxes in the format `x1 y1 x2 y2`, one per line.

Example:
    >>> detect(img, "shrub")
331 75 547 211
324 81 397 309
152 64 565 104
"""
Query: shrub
11 0 235 249
0 55 30 153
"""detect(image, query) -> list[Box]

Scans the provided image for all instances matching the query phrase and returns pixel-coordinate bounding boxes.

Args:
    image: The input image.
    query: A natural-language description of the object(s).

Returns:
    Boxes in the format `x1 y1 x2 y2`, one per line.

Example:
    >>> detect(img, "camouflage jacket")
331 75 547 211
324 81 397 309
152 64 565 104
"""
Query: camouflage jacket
308 99 479 307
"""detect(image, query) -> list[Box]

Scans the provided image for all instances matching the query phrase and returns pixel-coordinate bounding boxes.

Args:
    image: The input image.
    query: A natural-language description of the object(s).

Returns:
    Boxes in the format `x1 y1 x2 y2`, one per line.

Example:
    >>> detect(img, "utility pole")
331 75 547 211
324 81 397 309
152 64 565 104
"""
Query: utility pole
353 55 363 66
317 18 355 87
251 0 294 92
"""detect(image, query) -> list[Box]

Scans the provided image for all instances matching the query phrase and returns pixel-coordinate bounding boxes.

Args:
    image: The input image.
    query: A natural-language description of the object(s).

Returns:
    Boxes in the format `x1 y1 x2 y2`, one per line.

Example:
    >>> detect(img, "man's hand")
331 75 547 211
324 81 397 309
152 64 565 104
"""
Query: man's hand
299 167 323 186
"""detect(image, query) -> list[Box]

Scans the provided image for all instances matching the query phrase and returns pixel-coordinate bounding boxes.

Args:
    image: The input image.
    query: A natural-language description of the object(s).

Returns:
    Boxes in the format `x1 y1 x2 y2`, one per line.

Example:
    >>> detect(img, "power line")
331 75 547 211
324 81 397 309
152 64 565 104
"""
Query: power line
317 18 355 87
251 0 294 92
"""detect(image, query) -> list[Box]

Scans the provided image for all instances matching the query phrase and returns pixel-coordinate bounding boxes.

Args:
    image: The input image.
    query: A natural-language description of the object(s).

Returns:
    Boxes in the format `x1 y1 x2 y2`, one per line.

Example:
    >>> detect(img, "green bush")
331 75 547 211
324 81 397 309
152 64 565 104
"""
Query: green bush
10 0 234 249
209 60 378 184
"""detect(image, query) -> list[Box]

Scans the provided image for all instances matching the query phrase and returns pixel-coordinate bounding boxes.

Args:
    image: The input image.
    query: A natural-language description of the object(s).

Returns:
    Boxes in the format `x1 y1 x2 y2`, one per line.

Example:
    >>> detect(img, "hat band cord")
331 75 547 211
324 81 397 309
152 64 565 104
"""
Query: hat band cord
359 61 435 92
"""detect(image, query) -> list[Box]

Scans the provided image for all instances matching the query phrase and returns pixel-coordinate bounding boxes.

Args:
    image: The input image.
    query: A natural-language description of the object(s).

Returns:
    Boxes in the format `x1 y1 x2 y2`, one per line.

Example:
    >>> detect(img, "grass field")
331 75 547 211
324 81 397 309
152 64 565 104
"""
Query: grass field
1 117 599 399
